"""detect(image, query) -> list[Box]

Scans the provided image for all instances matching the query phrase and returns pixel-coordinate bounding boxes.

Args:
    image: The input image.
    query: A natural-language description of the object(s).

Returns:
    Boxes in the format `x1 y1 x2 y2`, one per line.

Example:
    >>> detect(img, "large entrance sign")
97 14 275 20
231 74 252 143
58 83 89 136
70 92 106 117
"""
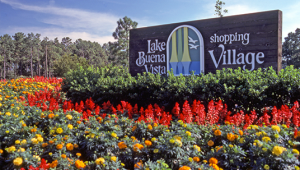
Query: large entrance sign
129 10 282 76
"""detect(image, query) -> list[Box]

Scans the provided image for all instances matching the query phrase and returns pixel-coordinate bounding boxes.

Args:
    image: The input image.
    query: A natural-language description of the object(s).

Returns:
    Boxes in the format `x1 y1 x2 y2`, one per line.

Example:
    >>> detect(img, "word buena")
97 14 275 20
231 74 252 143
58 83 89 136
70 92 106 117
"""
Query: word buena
210 32 250 45
209 44 264 71
135 39 166 74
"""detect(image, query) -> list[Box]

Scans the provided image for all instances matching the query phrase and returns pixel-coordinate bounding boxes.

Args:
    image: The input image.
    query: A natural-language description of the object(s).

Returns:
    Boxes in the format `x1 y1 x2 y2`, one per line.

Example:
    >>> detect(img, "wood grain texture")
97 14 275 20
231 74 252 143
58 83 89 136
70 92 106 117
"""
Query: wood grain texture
130 10 282 76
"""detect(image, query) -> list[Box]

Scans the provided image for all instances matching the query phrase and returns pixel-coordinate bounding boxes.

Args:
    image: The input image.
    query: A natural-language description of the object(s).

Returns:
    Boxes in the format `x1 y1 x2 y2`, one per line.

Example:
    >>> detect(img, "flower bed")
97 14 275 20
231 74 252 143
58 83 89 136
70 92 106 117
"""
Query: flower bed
0 77 300 170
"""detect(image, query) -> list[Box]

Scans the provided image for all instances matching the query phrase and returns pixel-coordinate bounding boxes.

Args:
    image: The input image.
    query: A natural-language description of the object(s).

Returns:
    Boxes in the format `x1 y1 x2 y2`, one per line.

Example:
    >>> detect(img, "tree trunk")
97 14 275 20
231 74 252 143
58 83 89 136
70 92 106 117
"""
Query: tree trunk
3 52 6 79
31 46 33 77
45 45 48 78
38 47 40 76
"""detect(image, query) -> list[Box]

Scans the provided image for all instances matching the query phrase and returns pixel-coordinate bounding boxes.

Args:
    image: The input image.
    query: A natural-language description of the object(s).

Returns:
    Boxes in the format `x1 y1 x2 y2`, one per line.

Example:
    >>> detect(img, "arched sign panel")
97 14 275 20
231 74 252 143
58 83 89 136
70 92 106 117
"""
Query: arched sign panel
129 10 282 76
167 25 204 75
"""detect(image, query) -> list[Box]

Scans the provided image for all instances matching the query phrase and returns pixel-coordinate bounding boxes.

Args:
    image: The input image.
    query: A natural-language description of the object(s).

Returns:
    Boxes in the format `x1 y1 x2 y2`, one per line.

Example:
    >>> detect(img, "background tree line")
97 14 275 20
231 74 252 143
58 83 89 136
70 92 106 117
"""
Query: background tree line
0 13 299 79
0 16 137 79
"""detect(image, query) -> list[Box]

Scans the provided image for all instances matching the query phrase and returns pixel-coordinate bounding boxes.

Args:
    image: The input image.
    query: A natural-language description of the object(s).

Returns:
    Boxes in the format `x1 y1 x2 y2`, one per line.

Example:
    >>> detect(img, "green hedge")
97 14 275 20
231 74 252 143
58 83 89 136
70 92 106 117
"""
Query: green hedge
62 65 300 113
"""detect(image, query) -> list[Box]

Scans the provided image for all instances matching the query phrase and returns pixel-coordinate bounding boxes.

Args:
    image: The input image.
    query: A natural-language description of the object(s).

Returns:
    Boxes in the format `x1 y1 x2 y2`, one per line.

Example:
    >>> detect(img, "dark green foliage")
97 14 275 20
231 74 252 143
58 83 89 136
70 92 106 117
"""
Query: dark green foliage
53 54 89 77
62 65 300 114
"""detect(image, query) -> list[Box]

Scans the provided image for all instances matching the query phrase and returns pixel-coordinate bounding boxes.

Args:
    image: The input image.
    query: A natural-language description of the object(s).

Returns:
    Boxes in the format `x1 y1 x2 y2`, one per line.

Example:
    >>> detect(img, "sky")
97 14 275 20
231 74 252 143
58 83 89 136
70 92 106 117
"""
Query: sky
0 0 299 45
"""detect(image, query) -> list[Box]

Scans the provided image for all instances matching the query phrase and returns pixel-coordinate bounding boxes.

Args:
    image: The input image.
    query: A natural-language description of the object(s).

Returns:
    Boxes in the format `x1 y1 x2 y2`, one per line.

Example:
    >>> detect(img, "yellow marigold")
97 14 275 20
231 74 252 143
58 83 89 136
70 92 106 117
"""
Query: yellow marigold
66 115 72 120
262 148 268 152
13 157 23 166
170 139 175 144
174 135 182 141
262 137 271 143
111 156 117 162
75 160 86 169
5 112 11 116
37 137 43 142
153 149 159 153
153 123 158 127
193 157 200 162
186 131 191 136
179 166 191 170
188 157 193 162
214 129 222 136
133 143 144 152
239 138 245 144
238 130 243 136
264 164 270 170
21 139 26 145
272 146 286 156
31 138 38 144
151 137 156 142
95 157 105 165
111 132 117 138
15 140 20 145
56 144 63 150
118 142 127 149
148 124 153 130
193 145 201 152
227 133 236 141
61 154 67 159
66 143 74 151
145 140 152 146
175 139 182 147
271 125 280 133
67 124 73 130
50 160 58 168
209 157 218 164
208 140 214 146
132 125 137 131
293 149 299 155
56 128 63 134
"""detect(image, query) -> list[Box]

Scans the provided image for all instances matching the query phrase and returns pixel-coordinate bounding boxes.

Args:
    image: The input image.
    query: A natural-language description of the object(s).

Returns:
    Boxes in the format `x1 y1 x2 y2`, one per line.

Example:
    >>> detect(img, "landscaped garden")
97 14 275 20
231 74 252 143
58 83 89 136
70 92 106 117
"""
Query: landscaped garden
1 66 300 170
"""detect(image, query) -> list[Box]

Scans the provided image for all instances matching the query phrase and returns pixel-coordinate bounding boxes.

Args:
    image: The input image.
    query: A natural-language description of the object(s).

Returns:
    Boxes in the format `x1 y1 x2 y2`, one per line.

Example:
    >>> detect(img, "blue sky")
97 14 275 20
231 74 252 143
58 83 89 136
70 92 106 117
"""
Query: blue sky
0 0 299 45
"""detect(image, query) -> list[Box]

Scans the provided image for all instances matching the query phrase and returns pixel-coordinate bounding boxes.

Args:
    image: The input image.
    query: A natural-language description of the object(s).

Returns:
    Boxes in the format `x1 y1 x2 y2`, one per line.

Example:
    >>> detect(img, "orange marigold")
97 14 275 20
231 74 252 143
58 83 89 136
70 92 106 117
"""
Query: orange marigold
134 161 143 169
66 143 74 151
74 144 79 148
75 160 86 169
118 142 127 149
209 157 218 164
179 166 191 170
49 140 54 144
214 129 222 136
132 125 137 131
193 157 200 162
227 133 236 141
145 140 152 147
208 140 214 146
50 160 58 168
148 124 153 130
239 130 243 136
31 128 37 133
42 143 48 147
61 154 67 158
133 143 144 152
48 113 55 119
56 144 63 150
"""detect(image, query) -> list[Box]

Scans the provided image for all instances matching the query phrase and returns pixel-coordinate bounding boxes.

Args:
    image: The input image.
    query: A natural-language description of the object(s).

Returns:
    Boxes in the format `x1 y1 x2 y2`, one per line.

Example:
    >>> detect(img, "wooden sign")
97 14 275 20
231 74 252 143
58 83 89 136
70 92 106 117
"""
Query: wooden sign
129 10 282 76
